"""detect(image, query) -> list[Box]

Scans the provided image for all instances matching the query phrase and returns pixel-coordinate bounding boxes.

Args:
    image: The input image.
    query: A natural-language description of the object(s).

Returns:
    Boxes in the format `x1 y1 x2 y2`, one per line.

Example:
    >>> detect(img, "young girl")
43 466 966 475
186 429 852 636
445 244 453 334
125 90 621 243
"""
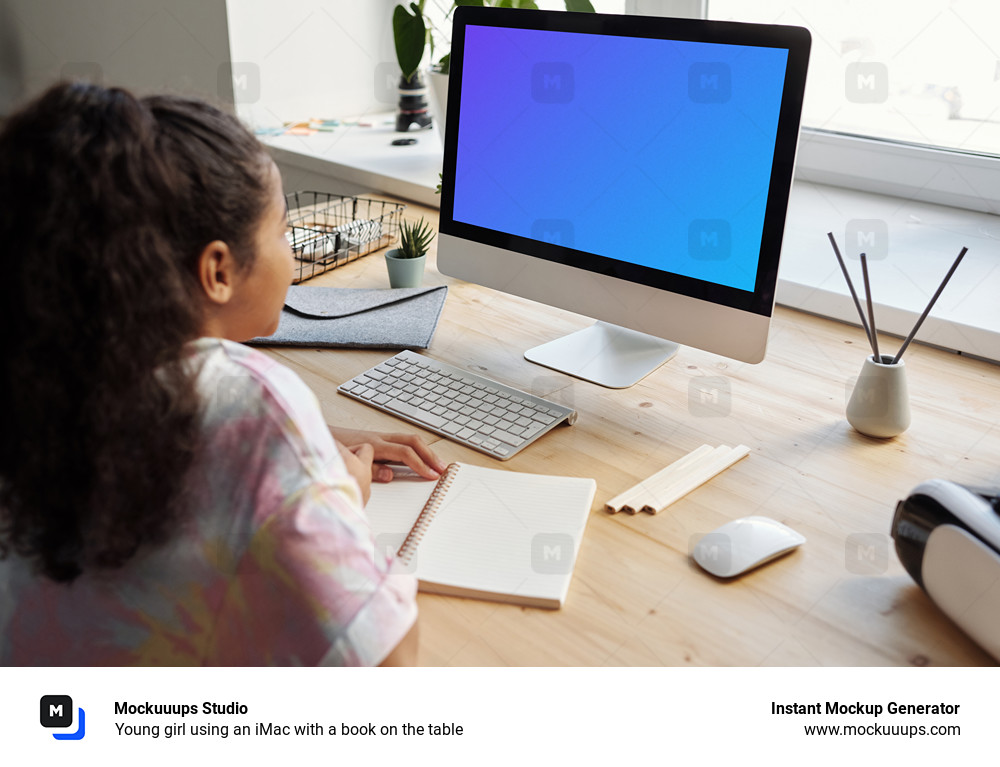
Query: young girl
0 82 445 665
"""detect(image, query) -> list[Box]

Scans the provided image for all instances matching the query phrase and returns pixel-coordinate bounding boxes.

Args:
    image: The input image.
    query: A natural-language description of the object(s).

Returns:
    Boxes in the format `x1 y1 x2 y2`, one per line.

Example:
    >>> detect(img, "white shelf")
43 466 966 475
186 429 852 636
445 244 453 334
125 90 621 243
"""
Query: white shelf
261 112 441 208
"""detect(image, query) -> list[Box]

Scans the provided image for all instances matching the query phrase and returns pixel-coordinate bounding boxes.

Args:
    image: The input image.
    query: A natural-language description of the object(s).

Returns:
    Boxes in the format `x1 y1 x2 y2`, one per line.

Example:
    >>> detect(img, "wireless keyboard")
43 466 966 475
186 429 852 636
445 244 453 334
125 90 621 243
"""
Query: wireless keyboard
337 350 577 460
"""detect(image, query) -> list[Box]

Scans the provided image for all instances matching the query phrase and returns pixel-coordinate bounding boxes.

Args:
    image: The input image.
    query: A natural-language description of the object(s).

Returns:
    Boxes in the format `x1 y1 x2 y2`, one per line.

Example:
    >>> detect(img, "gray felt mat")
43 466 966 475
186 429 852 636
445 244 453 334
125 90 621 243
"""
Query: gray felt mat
247 285 448 349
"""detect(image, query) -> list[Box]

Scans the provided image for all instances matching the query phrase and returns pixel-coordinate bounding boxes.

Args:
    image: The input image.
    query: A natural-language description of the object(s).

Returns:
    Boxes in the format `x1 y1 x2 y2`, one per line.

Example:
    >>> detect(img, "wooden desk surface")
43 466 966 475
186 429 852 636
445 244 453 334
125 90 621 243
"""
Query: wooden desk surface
265 198 1000 666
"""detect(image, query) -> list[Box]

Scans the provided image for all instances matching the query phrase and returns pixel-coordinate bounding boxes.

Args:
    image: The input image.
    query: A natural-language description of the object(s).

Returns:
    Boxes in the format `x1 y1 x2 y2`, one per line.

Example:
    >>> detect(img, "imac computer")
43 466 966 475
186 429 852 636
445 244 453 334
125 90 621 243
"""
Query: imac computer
437 8 810 388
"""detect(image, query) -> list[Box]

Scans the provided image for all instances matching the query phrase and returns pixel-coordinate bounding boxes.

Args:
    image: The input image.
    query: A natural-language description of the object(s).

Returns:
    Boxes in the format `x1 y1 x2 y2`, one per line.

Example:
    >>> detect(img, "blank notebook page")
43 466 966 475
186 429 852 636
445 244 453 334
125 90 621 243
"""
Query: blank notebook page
412 463 595 603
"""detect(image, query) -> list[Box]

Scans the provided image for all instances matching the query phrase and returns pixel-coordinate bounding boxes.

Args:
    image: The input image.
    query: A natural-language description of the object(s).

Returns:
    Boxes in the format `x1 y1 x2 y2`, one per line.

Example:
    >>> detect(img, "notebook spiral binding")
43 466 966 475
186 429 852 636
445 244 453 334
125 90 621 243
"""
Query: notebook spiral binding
397 463 461 563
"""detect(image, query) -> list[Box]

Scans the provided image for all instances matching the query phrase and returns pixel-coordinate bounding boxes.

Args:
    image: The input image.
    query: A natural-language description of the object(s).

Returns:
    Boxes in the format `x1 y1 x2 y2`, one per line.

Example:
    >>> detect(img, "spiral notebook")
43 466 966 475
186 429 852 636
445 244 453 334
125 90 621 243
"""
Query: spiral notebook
366 463 596 608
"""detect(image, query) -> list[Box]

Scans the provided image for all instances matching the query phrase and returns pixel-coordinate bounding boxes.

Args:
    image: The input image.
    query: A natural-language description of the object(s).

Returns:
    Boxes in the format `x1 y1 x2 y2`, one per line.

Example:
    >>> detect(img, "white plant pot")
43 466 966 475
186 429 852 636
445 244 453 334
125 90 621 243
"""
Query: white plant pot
428 70 449 145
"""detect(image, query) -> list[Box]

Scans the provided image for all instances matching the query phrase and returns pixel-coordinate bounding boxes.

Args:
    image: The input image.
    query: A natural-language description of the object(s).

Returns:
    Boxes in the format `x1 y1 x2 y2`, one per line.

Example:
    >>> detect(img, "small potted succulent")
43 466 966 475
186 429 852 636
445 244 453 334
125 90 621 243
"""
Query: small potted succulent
386 217 435 288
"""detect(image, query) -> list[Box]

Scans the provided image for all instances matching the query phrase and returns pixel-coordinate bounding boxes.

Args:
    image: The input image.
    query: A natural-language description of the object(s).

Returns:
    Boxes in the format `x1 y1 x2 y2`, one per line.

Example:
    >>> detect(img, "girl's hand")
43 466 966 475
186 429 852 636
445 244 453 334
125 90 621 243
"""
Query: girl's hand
337 441 374 504
330 427 446 482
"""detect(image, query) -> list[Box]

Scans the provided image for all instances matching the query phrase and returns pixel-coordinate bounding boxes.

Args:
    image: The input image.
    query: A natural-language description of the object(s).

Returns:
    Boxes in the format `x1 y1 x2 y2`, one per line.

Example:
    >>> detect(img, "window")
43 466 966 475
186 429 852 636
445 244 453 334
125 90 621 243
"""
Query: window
712 1 1000 157
708 1 1000 213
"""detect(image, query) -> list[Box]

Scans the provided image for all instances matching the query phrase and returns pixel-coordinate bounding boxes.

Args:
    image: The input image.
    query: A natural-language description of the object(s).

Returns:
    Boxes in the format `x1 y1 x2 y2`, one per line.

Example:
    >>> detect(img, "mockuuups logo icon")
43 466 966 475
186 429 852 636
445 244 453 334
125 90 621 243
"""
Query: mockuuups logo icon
40 695 86 740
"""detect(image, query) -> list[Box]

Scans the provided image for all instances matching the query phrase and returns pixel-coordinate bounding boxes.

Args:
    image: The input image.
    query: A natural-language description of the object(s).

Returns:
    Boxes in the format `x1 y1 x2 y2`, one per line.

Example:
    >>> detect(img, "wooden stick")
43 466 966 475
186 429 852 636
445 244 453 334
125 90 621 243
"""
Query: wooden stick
605 445 714 514
860 252 881 362
644 445 751 514
634 446 730 514
827 232 873 348
891 246 969 364
605 445 751 515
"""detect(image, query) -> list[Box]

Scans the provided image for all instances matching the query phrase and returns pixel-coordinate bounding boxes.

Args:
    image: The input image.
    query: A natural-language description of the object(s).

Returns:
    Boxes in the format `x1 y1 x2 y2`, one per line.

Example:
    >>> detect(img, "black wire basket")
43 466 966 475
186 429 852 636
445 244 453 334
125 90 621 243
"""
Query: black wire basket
285 191 406 283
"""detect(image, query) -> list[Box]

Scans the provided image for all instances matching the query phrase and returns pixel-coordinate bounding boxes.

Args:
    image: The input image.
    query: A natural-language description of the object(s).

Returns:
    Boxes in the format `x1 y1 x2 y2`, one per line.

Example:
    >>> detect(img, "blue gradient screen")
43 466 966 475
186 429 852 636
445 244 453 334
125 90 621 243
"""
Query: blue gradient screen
452 25 789 293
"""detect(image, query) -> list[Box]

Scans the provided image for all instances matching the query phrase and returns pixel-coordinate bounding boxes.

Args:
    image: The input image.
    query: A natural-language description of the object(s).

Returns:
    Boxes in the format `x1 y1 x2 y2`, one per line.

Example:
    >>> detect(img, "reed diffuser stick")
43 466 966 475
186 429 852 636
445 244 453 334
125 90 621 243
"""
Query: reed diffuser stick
827 232 873 348
860 253 880 361
891 247 969 364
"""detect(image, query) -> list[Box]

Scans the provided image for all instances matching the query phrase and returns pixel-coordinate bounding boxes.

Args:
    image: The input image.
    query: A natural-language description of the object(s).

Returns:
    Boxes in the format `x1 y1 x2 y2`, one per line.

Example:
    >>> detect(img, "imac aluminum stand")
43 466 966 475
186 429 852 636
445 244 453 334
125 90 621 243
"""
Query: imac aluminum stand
524 321 679 389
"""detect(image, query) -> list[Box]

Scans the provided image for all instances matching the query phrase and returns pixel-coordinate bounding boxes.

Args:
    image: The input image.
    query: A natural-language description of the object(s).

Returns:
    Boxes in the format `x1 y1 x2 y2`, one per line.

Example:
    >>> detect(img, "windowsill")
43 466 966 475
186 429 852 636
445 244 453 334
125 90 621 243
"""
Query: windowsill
261 113 443 208
778 182 1000 364
264 119 1000 364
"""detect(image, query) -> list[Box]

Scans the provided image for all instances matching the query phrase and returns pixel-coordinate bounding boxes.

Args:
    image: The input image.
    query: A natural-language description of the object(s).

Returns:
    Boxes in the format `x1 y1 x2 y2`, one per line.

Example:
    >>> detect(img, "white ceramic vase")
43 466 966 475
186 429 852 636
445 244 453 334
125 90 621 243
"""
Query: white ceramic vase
846 354 911 438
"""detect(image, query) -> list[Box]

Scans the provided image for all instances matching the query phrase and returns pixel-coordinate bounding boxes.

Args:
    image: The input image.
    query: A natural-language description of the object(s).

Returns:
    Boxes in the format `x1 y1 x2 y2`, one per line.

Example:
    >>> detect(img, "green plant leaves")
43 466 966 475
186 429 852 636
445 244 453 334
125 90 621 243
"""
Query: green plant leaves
399 217 436 258
393 3 427 82
564 0 595 11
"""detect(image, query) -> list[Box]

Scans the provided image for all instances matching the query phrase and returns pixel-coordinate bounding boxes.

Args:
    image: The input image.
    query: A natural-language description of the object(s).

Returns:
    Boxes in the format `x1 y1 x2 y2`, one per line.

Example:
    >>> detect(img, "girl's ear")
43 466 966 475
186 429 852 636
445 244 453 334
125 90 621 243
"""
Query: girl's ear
197 240 236 305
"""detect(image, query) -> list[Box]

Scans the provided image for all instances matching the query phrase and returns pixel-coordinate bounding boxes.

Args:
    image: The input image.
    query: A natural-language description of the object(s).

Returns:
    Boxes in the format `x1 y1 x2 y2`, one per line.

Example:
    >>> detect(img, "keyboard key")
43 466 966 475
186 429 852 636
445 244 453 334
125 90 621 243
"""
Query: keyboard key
457 427 475 440
442 423 462 435
494 446 511 457
387 401 446 428
522 423 545 440
515 416 533 427
493 429 522 446
483 414 500 425
469 435 485 445
482 439 500 450
432 405 448 416
373 394 391 405
455 415 471 425
467 419 484 430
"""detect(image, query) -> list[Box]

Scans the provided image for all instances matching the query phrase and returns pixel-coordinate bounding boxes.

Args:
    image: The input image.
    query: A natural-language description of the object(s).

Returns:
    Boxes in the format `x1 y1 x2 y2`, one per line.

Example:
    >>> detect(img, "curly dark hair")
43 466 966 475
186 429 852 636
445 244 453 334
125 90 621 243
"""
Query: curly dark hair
0 82 272 582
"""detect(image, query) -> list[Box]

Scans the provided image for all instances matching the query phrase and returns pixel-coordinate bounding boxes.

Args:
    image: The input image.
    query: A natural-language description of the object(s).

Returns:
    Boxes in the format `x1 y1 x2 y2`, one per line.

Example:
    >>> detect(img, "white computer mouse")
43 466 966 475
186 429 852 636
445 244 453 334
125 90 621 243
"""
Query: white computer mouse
692 515 806 578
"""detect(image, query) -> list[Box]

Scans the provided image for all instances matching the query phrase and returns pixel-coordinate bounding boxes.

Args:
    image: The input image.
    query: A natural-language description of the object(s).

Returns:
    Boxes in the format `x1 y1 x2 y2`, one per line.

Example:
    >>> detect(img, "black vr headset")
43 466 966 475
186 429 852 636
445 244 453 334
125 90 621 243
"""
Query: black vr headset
892 479 1000 660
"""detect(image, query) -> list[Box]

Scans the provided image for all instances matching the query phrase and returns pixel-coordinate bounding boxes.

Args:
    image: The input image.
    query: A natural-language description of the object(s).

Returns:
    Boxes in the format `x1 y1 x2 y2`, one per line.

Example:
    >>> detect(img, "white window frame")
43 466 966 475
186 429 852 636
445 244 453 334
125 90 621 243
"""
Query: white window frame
628 0 1000 215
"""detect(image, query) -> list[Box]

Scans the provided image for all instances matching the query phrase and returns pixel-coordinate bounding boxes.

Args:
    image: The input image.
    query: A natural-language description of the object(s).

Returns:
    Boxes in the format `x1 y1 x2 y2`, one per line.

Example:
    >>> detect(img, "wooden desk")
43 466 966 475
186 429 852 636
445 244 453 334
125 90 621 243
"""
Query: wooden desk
264 198 999 666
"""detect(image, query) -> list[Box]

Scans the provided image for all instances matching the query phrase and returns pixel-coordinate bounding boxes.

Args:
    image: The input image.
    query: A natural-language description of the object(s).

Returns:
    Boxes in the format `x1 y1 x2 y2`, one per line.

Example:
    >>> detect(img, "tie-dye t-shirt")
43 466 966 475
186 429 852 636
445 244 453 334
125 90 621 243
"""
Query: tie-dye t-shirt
0 338 417 666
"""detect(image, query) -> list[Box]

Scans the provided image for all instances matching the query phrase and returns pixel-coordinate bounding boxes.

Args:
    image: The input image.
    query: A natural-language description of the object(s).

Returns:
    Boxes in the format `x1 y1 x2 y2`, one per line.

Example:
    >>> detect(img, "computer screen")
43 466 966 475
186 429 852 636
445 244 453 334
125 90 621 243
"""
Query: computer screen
438 8 810 387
